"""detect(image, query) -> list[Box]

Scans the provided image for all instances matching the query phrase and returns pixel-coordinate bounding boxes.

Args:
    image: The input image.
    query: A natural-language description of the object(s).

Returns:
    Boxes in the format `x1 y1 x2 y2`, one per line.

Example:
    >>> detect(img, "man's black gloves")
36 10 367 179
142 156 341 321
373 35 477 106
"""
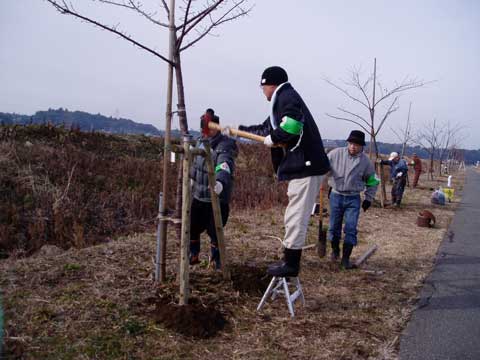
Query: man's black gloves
362 200 371 212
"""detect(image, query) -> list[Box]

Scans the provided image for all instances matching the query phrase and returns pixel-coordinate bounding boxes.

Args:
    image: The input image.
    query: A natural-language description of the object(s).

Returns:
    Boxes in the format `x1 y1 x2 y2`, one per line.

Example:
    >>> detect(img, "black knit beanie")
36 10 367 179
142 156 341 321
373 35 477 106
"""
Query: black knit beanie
260 66 288 86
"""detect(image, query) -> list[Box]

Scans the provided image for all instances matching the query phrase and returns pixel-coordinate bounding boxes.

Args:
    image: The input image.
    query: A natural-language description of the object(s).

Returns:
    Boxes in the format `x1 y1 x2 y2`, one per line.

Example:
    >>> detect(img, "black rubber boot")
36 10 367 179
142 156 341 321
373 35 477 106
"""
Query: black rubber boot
267 248 302 277
209 245 221 270
392 196 397 207
330 240 340 261
340 243 355 270
189 239 200 265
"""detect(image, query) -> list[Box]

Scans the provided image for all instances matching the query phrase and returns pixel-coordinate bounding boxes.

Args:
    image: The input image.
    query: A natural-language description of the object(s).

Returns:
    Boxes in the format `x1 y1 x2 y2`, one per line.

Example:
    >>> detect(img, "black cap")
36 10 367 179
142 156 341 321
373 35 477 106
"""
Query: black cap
260 66 288 86
346 130 366 146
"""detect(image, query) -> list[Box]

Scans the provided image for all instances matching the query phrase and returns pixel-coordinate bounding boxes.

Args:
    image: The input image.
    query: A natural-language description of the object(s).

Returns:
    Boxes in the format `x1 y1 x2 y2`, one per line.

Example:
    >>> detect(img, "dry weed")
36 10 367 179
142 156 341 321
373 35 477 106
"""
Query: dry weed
0 169 465 359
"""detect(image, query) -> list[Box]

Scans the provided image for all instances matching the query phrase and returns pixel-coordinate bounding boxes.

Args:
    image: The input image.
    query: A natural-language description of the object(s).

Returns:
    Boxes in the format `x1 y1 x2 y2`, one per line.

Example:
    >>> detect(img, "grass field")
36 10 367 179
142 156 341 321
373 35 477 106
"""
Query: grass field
1 170 464 359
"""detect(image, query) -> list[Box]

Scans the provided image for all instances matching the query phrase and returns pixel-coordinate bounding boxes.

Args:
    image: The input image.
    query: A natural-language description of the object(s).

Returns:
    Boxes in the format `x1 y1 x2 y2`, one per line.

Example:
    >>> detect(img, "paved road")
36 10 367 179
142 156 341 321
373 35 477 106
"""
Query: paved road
399 168 480 360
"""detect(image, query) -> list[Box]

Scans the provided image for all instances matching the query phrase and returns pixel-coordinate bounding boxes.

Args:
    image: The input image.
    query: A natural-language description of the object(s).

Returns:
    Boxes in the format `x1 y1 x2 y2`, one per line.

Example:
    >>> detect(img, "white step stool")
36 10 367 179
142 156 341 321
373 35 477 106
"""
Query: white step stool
257 276 305 317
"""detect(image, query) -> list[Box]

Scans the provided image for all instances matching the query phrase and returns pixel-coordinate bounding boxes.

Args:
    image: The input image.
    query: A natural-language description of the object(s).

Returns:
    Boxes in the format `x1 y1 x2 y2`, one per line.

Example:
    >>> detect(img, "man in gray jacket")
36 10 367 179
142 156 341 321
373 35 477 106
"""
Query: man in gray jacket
326 130 379 269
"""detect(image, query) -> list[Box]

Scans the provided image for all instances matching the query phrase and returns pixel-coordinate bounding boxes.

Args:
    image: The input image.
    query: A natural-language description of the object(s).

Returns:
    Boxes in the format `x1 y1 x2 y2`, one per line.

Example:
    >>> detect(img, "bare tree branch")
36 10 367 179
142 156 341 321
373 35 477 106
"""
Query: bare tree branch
177 0 224 34
45 0 173 64
351 71 372 109
323 77 370 110
325 59 431 159
337 107 370 126
177 0 223 30
325 113 371 134
128 0 168 27
373 78 431 107
176 0 193 51
178 0 251 51
94 0 168 27
375 97 399 135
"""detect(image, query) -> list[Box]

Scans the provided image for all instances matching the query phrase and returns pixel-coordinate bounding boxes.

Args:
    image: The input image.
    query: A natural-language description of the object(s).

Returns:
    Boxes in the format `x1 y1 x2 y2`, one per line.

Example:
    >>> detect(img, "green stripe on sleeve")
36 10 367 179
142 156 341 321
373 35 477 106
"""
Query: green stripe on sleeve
366 173 380 187
279 116 303 135
215 162 231 174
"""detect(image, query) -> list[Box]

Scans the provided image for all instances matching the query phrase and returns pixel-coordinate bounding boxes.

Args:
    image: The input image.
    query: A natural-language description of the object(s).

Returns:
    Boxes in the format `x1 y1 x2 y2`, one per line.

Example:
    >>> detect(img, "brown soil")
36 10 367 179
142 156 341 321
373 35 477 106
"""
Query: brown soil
153 296 227 339
230 264 270 295
149 264 268 338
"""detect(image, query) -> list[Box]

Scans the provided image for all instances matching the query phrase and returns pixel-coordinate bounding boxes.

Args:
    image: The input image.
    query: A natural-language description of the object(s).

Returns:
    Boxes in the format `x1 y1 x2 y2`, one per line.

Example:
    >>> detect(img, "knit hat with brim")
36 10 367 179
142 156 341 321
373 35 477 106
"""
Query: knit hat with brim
346 130 366 146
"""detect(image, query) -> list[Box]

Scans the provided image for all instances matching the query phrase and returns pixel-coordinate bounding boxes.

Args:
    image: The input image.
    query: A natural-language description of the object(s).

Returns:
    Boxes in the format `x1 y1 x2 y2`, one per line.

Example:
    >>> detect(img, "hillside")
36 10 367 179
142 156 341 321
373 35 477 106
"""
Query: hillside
0 109 161 136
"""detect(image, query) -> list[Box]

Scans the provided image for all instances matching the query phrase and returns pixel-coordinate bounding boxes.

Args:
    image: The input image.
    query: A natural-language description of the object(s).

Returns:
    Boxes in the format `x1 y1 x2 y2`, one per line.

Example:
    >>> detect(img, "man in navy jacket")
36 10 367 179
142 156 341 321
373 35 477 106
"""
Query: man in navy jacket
381 152 409 207
234 66 330 277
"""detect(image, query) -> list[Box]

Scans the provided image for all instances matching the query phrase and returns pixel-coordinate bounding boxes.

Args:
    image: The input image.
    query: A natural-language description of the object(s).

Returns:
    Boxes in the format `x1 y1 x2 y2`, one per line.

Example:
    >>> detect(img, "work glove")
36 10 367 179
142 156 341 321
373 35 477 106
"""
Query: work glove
221 126 236 138
214 181 223 195
362 200 371 212
396 172 403 178
263 135 274 147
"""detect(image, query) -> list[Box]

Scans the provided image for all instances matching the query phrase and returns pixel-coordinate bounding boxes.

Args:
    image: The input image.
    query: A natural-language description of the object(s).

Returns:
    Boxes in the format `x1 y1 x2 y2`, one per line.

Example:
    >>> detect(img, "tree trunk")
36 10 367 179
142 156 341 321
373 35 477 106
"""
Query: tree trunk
373 135 379 159
400 141 406 158
173 52 190 232
429 154 435 180
369 58 377 160
174 53 189 134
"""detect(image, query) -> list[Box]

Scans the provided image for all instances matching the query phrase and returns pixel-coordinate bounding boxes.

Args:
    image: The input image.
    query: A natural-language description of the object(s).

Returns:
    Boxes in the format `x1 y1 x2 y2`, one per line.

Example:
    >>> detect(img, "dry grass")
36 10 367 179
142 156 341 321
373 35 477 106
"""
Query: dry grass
1 171 464 359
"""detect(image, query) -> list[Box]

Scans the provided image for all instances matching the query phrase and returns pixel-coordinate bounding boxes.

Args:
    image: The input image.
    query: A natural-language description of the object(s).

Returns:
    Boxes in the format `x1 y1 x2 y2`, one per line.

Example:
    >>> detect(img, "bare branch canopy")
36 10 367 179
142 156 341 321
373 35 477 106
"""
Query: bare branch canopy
324 58 431 158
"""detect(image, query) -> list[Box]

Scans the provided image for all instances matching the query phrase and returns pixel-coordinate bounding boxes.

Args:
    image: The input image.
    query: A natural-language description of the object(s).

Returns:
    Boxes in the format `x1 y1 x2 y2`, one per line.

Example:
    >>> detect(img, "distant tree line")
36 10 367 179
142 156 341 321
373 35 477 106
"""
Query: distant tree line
1 109 478 163
0 108 161 136
325 139 478 165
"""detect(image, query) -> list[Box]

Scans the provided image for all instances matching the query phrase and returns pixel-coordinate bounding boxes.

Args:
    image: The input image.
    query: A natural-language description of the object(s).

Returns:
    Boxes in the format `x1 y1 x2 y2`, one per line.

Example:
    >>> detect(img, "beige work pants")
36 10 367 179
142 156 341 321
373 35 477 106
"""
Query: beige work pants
283 175 323 249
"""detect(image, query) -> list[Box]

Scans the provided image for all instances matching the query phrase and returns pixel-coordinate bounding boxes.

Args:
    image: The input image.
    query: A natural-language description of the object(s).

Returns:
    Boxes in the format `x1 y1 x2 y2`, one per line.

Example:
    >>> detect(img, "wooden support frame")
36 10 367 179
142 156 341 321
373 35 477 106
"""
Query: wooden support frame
376 162 386 208
179 135 193 305
178 136 231 305
202 140 230 280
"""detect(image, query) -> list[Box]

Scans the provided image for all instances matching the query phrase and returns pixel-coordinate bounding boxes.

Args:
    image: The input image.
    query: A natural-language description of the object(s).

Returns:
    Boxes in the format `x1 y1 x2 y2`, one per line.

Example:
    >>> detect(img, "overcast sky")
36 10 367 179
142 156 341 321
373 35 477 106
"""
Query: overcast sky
1 0 479 149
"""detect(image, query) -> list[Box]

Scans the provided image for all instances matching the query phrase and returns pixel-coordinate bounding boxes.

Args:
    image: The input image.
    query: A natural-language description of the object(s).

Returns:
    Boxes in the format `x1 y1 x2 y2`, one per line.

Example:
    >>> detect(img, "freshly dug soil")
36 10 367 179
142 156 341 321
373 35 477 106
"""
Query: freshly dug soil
153 297 226 339
230 263 270 295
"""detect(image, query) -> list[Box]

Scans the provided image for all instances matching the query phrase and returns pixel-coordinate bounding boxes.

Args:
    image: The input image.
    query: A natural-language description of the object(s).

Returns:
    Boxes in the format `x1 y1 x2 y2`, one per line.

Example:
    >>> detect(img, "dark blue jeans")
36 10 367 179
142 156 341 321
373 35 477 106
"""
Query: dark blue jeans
327 192 361 246
392 175 407 204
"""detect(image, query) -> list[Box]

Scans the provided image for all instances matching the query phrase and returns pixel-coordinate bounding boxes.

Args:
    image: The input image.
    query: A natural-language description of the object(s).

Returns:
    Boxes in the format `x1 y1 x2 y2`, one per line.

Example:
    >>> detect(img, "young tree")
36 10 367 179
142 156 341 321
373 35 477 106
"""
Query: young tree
45 0 252 282
45 0 251 133
414 119 444 180
390 102 413 158
325 58 428 159
437 121 464 175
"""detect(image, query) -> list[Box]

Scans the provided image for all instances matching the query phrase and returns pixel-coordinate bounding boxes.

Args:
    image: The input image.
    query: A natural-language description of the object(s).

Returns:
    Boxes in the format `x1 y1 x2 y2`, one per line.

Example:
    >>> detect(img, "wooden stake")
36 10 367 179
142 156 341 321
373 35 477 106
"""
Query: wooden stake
203 140 230 280
157 0 176 283
317 184 327 258
179 135 192 305
155 192 164 282
377 162 386 208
